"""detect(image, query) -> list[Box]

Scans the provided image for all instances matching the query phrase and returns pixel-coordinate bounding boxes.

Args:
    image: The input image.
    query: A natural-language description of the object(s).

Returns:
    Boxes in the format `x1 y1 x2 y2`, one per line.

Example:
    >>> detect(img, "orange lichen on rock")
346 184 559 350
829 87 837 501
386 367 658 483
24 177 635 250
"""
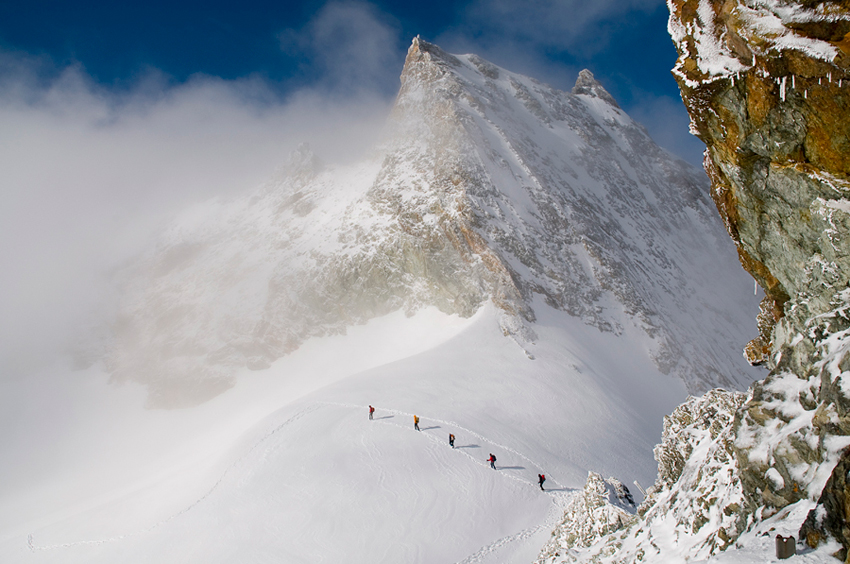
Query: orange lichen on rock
670 0 850 344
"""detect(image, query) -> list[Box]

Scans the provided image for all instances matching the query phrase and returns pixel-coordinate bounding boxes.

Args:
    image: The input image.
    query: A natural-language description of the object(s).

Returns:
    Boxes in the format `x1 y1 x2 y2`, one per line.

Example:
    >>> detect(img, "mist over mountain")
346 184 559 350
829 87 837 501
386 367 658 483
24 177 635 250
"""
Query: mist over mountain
105 38 761 408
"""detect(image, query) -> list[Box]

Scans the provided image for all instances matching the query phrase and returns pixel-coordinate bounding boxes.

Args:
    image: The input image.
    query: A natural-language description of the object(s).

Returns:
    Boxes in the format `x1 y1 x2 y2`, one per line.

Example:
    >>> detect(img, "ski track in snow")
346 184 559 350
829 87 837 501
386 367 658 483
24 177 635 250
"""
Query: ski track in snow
26 401 573 560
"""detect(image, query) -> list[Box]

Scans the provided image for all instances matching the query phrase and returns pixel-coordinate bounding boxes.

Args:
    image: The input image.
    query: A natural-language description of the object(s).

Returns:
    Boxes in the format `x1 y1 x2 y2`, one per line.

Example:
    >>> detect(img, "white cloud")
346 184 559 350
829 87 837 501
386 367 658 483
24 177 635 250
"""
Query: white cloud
0 0 703 377
455 0 662 55
279 1 404 95
0 52 392 376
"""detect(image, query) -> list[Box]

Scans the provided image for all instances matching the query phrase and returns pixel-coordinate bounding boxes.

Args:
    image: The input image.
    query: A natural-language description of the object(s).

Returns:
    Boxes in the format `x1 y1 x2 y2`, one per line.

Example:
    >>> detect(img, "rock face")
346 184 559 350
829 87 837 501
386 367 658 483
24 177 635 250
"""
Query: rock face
539 3 850 561
665 0 850 557
800 447 850 558
537 390 746 563
108 38 760 407
668 0 850 365
536 472 636 563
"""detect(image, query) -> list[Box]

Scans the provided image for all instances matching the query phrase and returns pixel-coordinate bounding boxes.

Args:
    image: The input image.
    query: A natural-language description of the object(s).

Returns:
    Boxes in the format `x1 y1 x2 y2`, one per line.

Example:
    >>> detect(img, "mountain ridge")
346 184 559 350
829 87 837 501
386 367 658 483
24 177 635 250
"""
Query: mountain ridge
106 38 762 407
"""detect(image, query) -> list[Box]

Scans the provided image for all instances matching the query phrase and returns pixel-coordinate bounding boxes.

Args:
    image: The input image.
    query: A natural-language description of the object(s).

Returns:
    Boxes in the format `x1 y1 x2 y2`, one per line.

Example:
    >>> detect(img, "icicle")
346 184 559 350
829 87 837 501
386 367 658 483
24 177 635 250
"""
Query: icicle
780 76 787 101
805 89 808 99
792 75 795 89
754 280 758 296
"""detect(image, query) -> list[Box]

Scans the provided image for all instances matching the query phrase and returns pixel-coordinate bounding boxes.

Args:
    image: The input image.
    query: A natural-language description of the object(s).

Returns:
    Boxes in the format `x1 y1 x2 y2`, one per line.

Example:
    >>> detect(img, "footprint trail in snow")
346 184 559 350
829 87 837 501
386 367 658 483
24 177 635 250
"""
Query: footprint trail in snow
27 401 571 563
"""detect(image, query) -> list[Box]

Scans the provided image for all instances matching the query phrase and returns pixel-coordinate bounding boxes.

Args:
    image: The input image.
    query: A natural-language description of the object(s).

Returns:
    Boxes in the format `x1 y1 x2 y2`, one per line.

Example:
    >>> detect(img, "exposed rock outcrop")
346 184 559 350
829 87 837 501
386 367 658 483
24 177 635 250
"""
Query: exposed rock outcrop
800 446 850 558
537 390 746 563
668 0 850 362
540 2 850 561
669 0 850 557
668 0 850 532
536 472 636 563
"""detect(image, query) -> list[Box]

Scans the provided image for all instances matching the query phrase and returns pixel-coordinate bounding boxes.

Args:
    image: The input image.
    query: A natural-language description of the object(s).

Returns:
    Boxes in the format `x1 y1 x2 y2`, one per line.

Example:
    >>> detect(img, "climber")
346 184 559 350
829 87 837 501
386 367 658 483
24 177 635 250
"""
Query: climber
414 415 420 431
538 474 546 491
449 433 455 448
369 405 375 420
488 453 497 470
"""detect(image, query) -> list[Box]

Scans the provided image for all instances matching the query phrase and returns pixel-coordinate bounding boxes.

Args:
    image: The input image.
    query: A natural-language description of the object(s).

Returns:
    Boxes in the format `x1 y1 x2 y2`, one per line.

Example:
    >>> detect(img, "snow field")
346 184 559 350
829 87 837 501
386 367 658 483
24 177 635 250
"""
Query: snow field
0 303 688 563
21 401 562 564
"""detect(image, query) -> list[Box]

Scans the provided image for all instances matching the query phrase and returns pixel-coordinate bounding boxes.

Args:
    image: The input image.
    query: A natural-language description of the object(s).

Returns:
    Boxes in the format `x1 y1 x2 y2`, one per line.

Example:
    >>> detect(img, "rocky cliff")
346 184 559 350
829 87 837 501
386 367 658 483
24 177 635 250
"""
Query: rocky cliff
668 0 850 364
538 1 850 561
668 0 850 555
537 390 748 563
107 38 760 407
536 472 636 562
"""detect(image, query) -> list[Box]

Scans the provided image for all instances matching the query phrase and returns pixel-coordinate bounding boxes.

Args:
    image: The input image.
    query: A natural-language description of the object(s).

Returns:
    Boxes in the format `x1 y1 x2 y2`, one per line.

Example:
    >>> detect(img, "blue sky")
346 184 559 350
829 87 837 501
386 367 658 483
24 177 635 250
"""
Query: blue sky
0 0 703 163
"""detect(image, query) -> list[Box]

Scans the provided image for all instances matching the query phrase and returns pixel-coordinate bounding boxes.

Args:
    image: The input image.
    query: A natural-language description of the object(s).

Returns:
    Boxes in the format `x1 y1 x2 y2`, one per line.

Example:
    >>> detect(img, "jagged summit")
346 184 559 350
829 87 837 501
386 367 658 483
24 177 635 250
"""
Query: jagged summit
405 36 459 66
108 40 762 406
404 37 621 110
571 69 620 108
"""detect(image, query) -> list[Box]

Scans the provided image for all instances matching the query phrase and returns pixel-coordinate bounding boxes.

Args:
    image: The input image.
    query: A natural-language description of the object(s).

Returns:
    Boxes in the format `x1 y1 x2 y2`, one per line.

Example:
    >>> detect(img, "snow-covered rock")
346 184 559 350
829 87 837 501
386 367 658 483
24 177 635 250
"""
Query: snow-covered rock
544 1 850 562
538 389 748 563
536 472 636 562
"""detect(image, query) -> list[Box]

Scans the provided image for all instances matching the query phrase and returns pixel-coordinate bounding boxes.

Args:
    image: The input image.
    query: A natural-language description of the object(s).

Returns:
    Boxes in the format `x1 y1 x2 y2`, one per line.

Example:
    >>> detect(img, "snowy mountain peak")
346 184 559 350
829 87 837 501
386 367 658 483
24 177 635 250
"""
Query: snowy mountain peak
571 69 620 108
273 142 323 187
406 35 459 65
107 40 761 407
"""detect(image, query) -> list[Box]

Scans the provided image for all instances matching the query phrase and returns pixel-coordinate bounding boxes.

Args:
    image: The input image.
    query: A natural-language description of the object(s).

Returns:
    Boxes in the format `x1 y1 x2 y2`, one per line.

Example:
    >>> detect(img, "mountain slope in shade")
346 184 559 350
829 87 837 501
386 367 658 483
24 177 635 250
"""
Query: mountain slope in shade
107 38 762 407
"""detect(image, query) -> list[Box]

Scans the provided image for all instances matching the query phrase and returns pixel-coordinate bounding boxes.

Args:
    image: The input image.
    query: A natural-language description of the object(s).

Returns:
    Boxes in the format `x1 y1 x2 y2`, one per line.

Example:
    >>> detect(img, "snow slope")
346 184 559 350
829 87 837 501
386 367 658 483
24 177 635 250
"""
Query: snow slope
0 303 688 563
